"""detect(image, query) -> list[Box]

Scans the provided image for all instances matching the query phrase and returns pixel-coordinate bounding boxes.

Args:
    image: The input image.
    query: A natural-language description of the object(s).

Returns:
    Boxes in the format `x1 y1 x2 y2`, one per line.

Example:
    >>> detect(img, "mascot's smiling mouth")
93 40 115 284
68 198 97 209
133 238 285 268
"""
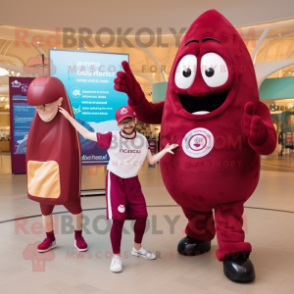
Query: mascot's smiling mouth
178 90 229 115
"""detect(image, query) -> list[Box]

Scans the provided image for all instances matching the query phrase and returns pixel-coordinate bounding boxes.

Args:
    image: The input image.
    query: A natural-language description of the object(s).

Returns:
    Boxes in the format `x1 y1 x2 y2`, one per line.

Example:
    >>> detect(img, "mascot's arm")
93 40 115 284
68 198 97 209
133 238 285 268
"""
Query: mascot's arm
114 61 164 124
129 99 164 124
242 101 277 155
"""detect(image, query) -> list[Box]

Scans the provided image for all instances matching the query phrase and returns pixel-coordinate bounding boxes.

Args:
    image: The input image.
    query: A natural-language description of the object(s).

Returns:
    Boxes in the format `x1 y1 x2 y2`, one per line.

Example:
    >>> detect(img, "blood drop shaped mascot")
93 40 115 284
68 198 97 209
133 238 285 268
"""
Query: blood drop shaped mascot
114 10 276 282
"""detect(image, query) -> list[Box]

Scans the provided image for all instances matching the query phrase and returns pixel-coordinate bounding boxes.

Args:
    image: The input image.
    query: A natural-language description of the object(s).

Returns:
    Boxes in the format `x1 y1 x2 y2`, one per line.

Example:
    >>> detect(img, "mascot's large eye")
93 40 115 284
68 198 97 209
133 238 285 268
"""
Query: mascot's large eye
201 53 228 87
175 55 197 89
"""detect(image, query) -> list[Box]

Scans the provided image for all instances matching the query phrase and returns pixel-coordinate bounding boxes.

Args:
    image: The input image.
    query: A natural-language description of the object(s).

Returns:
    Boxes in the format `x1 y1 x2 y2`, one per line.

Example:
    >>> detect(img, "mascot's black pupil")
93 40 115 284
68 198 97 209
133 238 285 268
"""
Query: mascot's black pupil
182 68 191 78
205 67 214 77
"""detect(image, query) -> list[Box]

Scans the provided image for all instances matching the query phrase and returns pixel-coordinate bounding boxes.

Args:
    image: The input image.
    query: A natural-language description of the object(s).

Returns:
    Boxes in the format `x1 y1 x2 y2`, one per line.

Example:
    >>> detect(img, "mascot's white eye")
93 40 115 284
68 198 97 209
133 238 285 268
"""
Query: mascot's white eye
175 55 197 89
201 53 228 87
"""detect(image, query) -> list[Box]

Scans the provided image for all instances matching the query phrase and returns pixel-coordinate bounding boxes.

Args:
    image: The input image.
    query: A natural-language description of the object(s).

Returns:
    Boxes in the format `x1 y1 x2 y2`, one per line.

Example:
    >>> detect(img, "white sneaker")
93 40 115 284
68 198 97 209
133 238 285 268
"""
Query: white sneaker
131 246 156 260
110 256 123 273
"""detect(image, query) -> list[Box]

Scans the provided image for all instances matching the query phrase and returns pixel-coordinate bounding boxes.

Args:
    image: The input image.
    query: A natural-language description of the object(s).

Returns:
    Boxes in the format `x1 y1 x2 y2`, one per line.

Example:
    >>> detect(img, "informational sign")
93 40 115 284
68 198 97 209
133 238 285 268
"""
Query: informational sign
49 49 129 165
9 77 35 174
12 103 35 154
148 139 157 168
281 112 294 153
148 140 157 153
286 132 293 144
282 111 294 131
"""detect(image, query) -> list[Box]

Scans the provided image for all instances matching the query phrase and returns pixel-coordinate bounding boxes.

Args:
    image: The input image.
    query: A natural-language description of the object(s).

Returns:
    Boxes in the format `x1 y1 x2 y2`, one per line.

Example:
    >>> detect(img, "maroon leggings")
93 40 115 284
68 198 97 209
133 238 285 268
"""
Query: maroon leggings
111 218 147 254
40 201 82 216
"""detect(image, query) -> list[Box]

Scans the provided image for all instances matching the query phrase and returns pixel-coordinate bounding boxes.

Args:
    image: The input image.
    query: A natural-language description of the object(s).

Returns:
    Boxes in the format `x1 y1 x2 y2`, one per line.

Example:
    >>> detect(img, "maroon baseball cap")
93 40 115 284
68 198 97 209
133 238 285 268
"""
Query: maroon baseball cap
115 106 136 123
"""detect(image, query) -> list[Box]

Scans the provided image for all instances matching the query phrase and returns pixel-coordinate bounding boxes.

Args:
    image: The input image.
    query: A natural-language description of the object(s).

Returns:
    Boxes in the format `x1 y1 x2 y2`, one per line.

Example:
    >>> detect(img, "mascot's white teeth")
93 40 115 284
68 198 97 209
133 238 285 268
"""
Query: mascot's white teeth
192 111 210 115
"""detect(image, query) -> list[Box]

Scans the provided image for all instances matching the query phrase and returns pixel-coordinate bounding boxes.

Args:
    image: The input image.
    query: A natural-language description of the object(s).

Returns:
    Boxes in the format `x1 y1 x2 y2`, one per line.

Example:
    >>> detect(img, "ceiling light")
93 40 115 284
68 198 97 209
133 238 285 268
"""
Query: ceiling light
102 44 105 47
0 97 5 102
0 68 9 76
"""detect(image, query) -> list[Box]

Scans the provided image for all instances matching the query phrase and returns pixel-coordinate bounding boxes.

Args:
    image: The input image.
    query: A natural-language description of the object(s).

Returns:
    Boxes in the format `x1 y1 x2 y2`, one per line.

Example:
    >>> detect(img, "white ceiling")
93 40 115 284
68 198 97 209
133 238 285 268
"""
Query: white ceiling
1 0 294 33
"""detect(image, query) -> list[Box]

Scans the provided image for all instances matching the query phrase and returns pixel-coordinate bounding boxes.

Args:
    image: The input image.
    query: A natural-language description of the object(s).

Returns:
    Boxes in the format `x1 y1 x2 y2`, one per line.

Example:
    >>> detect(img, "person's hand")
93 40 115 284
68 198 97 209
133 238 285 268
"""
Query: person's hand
114 61 145 106
59 107 71 120
242 102 267 145
164 143 179 154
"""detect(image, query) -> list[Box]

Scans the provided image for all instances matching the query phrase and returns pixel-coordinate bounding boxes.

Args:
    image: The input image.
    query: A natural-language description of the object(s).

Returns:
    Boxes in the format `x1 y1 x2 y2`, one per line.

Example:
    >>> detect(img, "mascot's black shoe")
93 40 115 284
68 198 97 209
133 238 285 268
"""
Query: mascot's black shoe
223 252 255 283
177 236 211 256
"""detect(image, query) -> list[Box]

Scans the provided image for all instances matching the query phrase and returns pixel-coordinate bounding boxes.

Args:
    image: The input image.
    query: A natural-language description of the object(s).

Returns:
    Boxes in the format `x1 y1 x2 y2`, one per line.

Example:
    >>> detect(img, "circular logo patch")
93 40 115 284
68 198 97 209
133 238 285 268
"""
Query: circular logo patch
182 128 214 158
118 205 125 213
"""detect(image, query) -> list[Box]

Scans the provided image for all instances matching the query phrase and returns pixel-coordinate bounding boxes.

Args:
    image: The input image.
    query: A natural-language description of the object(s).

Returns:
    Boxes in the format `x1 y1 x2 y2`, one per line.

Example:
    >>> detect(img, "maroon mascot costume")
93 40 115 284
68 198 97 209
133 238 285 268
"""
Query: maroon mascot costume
114 10 277 282
26 76 81 205
26 76 87 253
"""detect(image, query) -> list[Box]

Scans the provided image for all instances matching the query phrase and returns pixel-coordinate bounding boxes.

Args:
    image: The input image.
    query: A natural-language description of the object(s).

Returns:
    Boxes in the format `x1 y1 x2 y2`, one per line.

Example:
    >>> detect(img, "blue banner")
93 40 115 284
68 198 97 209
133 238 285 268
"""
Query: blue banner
49 49 129 165
9 77 35 174
13 102 35 154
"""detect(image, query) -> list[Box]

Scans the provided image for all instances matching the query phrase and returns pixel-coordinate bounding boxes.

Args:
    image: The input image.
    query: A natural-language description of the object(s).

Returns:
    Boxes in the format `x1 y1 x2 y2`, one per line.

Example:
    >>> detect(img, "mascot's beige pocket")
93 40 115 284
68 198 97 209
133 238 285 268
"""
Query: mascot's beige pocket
27 161 60 199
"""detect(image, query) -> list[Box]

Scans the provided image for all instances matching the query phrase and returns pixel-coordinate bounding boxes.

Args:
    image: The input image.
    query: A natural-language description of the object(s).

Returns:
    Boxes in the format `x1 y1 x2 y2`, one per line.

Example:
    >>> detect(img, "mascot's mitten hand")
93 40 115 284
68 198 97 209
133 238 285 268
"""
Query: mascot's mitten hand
114 61 145 107
242 102 267 146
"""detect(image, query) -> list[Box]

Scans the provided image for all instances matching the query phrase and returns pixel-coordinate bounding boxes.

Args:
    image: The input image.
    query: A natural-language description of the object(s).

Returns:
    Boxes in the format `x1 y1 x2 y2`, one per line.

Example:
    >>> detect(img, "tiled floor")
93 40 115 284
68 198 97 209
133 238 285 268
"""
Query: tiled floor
0 153 294 293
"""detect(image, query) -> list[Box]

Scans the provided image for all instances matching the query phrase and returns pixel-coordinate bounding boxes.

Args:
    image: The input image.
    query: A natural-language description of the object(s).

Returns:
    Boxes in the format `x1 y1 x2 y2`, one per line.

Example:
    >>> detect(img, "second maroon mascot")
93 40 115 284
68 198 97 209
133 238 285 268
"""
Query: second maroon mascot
114 9 277 282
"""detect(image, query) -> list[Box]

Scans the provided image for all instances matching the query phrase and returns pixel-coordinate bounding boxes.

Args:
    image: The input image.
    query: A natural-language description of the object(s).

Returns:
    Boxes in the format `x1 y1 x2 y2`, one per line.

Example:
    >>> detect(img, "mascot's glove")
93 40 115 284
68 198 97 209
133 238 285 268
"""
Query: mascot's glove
114 61 145 107
242 102 267 146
